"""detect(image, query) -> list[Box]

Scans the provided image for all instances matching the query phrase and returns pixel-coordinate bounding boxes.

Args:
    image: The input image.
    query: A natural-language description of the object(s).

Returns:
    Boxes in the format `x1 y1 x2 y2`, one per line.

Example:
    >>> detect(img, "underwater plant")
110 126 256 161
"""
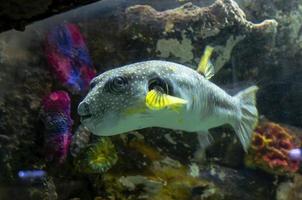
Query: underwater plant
41 91 73 163
245 121 301 175
74 137 118 173
45 23 96 94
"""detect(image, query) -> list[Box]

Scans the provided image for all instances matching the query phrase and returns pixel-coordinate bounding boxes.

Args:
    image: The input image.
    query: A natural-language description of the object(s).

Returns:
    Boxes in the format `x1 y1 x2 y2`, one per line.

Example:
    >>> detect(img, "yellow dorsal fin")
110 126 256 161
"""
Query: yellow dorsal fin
197 45 215 79
145 89 187 110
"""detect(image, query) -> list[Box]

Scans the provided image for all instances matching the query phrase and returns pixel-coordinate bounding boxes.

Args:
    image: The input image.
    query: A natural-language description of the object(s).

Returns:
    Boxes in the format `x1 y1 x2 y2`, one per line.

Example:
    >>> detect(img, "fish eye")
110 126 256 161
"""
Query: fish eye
105 76 128 94
89 80 97 90
148 77 171 94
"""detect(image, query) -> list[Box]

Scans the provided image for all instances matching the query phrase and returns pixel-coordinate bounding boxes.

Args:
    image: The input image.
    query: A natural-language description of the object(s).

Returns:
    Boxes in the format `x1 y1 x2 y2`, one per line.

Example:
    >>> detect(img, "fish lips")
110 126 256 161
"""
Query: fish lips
79 115 96 133
80 114 92 121
79 113 94 128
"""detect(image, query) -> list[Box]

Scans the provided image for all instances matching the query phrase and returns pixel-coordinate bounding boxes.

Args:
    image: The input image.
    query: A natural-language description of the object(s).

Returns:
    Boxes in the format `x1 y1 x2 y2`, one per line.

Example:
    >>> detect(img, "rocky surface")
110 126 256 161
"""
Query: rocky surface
276 174 302 200
0 0 301 199
235 0 302 127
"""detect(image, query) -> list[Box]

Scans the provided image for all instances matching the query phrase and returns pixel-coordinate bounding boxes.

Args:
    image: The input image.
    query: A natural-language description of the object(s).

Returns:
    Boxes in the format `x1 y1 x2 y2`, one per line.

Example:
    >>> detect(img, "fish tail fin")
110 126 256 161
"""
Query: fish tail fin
233 86 259 152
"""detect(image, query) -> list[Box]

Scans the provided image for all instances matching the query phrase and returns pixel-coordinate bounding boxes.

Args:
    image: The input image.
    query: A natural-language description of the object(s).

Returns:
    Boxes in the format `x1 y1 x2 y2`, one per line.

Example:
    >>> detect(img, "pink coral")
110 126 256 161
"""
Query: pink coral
45 23 96 94
42 91 71 113
245 122 301 175
41 91 73 163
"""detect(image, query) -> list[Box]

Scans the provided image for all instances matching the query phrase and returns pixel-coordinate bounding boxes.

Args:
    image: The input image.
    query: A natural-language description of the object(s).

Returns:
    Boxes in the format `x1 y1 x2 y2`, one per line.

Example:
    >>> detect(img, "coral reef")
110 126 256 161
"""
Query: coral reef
0 0 301 199
245 121 301 175
41 91 73 163
74 137 118 173
45 23 96 94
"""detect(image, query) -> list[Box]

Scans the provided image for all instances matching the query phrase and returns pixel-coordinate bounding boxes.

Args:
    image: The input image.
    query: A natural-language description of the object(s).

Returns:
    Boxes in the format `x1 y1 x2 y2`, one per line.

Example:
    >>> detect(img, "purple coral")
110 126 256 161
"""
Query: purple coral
45 23 96 94
41 91 73 163
289 148 302 161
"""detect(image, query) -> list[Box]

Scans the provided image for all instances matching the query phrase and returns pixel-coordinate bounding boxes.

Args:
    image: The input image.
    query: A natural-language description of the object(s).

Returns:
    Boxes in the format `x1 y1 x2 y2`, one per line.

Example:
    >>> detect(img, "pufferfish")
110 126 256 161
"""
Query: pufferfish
78 46 258 151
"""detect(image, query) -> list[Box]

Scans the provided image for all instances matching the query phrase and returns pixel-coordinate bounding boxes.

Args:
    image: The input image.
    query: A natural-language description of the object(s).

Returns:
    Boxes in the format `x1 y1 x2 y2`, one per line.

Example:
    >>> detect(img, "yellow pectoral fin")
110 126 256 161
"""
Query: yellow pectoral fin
197 45 215 79
145 89 188 110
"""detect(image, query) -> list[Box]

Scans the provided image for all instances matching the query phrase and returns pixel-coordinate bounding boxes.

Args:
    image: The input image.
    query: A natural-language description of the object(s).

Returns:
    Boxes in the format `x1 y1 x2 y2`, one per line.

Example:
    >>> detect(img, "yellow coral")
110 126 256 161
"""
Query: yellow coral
75 137 118 173
251 133 272 150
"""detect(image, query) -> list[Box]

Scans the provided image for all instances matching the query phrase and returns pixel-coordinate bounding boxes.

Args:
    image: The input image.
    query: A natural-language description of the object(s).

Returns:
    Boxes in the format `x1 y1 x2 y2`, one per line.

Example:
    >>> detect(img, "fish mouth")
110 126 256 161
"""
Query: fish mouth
80 114 92 121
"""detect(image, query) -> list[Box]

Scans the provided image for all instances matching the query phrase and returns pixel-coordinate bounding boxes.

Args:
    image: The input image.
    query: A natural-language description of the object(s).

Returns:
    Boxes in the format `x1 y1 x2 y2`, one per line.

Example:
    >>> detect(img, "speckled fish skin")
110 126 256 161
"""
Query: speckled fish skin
78 60 249 140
